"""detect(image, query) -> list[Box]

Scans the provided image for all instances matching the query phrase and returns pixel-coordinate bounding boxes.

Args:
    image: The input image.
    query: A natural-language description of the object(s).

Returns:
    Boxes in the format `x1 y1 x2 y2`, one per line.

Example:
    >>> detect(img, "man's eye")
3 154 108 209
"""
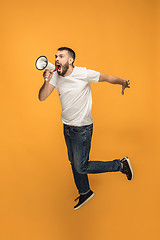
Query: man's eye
60 55 63 58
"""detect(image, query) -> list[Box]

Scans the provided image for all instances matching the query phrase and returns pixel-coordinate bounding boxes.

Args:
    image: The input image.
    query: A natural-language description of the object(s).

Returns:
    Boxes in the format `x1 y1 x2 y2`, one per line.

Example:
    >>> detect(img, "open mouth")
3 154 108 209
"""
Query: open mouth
56 63 62 72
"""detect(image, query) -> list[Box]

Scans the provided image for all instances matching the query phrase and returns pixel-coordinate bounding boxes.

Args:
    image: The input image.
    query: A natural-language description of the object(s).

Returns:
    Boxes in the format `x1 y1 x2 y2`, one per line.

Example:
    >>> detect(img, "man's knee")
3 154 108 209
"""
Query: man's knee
75 164 87 174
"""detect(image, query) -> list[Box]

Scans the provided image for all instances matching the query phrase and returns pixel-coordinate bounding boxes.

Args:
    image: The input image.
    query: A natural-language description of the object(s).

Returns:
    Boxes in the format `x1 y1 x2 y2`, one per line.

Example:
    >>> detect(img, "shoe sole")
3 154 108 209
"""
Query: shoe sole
74 192 95 210
125 156 134 180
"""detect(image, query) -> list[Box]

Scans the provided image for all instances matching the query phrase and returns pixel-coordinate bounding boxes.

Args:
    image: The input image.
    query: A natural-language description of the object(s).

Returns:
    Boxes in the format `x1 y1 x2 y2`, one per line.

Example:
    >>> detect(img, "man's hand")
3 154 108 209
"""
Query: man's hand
122 78 130 95
99 73 130 95
43 69 54 82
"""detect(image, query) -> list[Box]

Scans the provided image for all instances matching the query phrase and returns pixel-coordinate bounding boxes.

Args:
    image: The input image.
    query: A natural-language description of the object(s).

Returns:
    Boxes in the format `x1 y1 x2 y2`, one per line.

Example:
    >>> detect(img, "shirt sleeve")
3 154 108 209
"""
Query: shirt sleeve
86 69 100 83
49 72 58 86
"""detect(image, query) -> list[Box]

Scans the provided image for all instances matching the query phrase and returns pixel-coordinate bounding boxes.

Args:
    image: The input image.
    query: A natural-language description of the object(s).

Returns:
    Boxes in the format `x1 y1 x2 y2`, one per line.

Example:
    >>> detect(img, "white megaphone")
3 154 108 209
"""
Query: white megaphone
35 56 57 81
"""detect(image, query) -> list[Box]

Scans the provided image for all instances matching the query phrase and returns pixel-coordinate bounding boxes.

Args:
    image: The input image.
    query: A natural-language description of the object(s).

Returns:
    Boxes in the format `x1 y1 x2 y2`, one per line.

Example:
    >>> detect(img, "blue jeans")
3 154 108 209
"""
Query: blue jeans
63 124 122 195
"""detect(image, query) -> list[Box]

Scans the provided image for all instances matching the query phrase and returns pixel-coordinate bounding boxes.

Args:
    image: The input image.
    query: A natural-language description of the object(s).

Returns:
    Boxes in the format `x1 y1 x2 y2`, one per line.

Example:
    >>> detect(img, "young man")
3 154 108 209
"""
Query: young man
38 47 134 210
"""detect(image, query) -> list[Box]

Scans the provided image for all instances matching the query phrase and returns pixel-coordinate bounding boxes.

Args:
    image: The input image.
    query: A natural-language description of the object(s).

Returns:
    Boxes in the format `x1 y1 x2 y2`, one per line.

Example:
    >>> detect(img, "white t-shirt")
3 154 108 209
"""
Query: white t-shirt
49 66 100 126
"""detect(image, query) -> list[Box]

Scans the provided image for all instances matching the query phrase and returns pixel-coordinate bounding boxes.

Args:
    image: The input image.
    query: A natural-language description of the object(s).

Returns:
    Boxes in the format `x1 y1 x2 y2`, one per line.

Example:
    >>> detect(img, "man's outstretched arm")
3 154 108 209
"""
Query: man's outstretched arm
99 73 130 95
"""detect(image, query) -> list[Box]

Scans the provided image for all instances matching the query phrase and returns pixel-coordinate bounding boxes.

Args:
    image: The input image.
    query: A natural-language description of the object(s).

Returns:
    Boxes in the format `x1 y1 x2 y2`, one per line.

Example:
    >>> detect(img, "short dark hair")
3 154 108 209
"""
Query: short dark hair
57 47 76 65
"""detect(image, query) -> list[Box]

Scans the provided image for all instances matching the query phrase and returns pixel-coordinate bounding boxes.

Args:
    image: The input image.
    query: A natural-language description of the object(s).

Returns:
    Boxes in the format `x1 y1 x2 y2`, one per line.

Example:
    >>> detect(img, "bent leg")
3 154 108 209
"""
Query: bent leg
79 159 122 174
71 124 122 174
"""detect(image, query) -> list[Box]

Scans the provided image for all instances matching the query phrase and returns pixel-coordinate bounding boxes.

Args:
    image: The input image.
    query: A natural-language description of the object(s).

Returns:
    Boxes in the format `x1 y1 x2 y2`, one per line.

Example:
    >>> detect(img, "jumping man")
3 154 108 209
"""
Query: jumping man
38 47 134 210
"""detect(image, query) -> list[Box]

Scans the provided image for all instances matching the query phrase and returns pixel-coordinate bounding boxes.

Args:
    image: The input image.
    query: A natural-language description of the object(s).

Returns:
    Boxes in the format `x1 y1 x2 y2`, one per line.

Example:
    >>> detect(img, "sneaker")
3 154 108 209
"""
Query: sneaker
120 156 134 180
74 190 95 210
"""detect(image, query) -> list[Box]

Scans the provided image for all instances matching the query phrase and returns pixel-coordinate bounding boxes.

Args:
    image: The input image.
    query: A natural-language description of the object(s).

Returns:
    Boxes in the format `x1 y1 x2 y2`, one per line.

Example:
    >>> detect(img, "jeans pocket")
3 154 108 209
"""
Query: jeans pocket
71 127 85 135
85 124 93 133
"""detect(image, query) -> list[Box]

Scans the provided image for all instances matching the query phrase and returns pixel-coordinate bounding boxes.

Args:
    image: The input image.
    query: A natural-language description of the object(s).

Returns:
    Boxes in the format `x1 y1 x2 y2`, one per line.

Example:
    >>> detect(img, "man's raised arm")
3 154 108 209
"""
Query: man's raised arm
99 73 130 95
38 70 55 101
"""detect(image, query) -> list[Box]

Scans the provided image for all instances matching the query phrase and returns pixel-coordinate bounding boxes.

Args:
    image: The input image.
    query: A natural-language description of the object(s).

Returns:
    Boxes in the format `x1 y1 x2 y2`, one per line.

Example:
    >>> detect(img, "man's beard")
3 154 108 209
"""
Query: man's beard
57 62 69 76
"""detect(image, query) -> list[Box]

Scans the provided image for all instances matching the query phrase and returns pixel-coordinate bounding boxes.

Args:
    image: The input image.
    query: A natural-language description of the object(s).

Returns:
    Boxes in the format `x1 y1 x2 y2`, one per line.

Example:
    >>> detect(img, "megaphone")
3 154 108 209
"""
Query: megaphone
35 56 57 81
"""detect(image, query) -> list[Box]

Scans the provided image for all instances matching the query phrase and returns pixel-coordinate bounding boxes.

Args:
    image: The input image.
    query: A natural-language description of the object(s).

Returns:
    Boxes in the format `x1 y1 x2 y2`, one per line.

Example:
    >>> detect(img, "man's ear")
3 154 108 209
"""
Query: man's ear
69 58 73 65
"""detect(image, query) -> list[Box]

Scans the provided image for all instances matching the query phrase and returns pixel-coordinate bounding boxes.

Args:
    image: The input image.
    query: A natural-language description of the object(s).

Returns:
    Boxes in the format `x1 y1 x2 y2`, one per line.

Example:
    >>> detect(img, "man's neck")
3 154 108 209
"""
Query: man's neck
64 65 74 77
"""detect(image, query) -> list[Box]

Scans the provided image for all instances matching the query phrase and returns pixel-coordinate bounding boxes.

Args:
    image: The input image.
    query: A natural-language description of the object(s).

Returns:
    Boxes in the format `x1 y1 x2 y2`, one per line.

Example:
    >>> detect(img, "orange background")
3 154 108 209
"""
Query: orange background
1 0 160 239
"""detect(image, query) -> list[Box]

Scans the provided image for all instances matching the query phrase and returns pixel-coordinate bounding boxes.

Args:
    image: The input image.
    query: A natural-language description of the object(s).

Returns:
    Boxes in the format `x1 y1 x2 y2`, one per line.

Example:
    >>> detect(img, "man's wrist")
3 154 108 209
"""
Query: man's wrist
121 78 126 85
44 78 50 84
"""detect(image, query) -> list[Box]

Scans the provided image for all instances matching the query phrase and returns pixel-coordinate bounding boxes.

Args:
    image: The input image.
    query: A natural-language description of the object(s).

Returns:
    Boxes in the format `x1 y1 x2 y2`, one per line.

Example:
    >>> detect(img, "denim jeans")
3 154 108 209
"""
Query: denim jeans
63 123 122 195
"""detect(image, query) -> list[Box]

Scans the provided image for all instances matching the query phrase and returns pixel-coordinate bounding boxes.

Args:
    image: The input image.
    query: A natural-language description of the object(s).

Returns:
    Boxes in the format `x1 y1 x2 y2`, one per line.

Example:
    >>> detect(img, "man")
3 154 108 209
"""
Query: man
38 47 134 210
